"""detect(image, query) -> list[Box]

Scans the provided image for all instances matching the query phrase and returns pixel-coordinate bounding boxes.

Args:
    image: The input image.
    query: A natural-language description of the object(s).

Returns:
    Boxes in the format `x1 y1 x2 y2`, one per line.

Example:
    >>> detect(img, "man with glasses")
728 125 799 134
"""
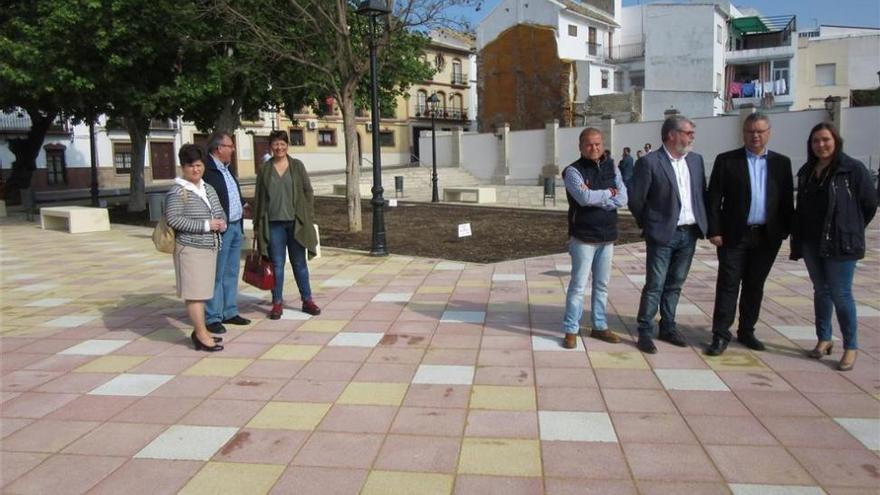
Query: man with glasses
629 115 708 354
705 112 793 355
203 132 250 334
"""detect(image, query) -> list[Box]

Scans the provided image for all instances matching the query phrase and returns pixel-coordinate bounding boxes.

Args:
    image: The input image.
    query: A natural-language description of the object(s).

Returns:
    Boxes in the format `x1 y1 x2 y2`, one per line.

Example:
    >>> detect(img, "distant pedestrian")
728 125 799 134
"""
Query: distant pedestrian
643 142 652 154
636 150 644 160
560 128 627 349
618 147 634 193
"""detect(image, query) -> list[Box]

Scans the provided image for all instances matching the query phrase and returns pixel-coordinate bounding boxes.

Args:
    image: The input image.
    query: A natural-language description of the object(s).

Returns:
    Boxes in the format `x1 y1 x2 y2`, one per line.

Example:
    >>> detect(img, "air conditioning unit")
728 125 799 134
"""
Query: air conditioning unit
365 122 373 133
306 120 318 130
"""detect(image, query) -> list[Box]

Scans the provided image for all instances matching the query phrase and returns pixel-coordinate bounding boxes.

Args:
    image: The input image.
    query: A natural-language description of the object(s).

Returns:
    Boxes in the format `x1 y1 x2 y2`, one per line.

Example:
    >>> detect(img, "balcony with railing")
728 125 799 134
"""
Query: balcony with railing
608 42 645 62
0 111 71 135
586 42 603 58
413 106 469 121
451 72 468 86
727 15 797 63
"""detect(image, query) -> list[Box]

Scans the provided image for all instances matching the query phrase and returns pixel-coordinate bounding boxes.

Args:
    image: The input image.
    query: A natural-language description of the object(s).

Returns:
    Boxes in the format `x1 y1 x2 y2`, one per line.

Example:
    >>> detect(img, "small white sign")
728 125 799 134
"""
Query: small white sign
458 223 472 238
388 198 398 207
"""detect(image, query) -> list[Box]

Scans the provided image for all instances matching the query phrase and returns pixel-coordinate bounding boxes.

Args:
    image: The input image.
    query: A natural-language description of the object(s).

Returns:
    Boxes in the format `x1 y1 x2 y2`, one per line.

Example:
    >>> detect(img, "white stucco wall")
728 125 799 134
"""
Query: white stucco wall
477 0 559 50
459 133 498 180
507 129 546 182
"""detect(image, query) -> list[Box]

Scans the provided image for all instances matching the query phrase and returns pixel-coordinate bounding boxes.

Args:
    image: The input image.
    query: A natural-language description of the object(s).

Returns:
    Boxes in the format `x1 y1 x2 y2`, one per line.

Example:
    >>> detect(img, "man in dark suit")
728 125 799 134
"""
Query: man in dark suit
705 112 793 355
629 115 708 354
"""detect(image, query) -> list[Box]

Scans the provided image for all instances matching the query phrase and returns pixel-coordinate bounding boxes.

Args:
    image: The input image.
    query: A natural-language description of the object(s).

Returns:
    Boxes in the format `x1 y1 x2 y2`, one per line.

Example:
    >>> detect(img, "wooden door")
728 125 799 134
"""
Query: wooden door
150 141 175 180
253 135 271 175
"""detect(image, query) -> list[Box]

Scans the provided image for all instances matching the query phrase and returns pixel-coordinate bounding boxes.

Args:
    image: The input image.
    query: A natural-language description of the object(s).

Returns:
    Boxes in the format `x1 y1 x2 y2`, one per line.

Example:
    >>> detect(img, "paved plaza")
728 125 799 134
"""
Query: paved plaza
1 214 878 495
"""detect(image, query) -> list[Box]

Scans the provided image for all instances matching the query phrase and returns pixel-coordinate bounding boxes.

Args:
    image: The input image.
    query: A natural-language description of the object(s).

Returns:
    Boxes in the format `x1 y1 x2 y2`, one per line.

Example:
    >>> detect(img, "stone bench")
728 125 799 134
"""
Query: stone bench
443 187 496 204
332 184 373 196
243 219 321 259
40 206 110 234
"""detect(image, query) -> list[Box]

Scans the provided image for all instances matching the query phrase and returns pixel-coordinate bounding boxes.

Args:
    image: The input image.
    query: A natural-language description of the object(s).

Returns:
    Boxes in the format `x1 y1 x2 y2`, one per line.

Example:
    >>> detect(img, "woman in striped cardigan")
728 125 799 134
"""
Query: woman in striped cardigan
165 144 227 352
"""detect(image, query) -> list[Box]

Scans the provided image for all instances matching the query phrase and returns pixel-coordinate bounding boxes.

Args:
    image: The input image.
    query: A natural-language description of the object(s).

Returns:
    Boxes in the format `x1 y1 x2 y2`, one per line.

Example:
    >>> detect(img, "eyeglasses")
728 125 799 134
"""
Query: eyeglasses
745 128 769 135
676 129 695 137
219 143 235 149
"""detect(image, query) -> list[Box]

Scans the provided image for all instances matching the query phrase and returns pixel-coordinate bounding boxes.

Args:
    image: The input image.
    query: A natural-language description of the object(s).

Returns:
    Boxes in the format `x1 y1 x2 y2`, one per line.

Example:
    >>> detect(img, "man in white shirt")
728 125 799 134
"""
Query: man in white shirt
628 116 709 354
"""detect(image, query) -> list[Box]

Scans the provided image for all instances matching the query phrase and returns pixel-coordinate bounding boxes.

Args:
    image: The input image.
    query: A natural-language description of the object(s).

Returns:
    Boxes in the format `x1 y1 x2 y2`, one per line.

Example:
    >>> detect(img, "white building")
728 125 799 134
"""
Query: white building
617 1 797 120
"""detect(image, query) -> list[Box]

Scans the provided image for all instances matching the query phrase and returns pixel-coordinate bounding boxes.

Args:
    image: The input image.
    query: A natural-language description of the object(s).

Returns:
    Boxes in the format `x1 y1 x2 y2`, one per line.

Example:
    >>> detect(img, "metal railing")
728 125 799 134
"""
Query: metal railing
413 106 469 121
729 14 796 51
451 72 468 85
608 42 645 61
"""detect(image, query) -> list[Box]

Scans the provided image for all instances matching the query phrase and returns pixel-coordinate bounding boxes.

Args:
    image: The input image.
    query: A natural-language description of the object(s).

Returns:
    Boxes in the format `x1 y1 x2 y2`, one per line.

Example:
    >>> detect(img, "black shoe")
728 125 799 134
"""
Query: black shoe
206 322 227 334
737 332 765 351
705 336 729 356
191 332 224 352
637 335 658 354
658 330 687 347
222 315 251 325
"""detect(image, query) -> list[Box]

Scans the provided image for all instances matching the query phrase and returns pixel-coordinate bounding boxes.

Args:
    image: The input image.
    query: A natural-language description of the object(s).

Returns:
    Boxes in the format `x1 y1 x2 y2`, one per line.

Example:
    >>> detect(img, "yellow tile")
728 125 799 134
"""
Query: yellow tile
457 280 490 288
361 471 453 495
588 351 650 370
528 294 564 304
405 301 446 312
183 358 254 377
417 286 455 294
247 401 331 430
487 302 529 313
259 344 321 361
458 438 542 476
337 382 408 406
178 462 284 495
526 281 562 288
74 355 149 373
297 320 347 333
143 328 187 343
702 351 769 371
470 385 536 411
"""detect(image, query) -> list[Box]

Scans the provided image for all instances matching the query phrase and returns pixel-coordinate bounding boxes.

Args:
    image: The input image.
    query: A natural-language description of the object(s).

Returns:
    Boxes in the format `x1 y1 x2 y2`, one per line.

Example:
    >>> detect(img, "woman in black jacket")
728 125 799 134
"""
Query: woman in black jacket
791 123 877 371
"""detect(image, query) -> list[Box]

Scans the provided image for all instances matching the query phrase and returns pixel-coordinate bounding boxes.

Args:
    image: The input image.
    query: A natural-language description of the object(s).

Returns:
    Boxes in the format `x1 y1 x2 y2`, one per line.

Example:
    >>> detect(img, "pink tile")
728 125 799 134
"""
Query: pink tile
129 356 201 374
644 352 710 369
111 396 202 424
465 410 538 438
0 370 64 392
636 481 731 495
374 434 460 472
542 441 631 479
318 405 397 433
803 392 880 417
779 370 865 394
668 391 752 416
296 360 361 381
377 333 431 348
455 475 544 495
788 447 880 490
545 479 637 495
214 428 309 464
0 417 33 440
1 392 79 419
390 406 467 437
180 398 264 427
62 422 166 456
0 452 48 488
232 330 287 345
2 454 125 495
24 355 94 373
367 347 426 364
0 354 46 374
595 369 663 389
622 443 721 482
537 386 606 411
535 367 597 388
422 348 478 365
611 413 697 444
479 336 533 350
1 419 99 453
760 416 867 449
474 366 533 386
705 445 813 484
685 415 778 446
533 352 589 368
403 384 471 409
210 377 287 401
430 334 482 349
35 373 115 393
239 359 305 379
313 347 373 362
280 332 334 345
45 395 138 421
735 390 825 417
79 459 203 495
292 432 384 469
387 321 437 335
477 349 534 367
603 389 676 414
274 379 348 402
353 363 417 382
717 371 793 392
269 466 368 495
150 375 228 398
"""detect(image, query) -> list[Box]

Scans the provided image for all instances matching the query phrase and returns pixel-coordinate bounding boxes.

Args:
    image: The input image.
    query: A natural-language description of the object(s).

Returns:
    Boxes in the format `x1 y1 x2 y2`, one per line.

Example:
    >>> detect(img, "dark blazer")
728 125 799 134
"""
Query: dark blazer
707 148 794 246
629 147 708 245
203 154 244 231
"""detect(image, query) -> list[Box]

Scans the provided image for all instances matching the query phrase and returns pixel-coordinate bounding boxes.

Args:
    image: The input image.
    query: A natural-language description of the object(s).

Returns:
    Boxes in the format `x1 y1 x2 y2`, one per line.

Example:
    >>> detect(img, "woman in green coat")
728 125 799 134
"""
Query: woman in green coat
253 130 320 319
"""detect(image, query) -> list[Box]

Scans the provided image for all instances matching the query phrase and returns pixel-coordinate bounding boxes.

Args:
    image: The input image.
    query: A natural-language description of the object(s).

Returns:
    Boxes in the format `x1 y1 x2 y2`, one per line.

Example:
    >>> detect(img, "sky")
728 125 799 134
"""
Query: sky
455 0 880 30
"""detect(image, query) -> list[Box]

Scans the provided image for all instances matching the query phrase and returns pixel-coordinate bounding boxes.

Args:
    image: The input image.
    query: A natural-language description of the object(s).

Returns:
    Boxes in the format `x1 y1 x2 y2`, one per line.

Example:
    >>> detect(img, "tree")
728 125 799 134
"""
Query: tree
212 0 472 232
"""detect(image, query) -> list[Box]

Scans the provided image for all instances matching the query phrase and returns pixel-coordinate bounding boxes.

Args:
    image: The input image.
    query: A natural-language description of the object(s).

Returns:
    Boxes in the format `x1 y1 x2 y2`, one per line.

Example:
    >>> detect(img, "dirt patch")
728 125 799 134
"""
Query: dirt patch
108 195 643 264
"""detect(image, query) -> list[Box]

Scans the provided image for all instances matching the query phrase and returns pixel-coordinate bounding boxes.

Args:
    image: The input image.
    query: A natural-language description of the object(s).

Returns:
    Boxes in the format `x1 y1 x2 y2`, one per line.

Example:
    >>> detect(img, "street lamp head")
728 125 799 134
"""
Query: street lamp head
427 93 440 107
356 0 391 17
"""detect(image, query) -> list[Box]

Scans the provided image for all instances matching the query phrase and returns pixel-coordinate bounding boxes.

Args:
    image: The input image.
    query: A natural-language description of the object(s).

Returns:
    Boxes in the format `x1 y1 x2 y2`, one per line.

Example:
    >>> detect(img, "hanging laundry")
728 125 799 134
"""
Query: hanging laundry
753 79 763 98
741 82 755 97
728 82 743 98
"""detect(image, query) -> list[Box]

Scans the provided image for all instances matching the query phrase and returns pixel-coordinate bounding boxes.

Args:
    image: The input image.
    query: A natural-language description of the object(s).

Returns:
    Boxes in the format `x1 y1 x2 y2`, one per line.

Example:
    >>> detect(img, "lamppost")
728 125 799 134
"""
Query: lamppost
356 0 390 256
427 92 440 202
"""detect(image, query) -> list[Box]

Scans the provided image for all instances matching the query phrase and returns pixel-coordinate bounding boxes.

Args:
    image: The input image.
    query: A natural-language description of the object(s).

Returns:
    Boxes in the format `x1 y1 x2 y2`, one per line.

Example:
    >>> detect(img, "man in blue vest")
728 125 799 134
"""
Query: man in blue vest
560 127 628 349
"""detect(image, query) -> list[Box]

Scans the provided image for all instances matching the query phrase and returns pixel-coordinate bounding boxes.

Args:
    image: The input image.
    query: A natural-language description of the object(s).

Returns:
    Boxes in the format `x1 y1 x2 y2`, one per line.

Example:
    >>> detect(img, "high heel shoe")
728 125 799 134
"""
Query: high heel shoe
191 332 224 352
838 349 857 371
807 341 833 359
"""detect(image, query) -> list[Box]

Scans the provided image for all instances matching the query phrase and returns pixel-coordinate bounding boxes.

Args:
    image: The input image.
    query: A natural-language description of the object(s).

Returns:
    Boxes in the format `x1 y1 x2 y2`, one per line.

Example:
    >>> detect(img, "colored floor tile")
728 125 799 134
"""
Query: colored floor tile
361 470 454 495
246 402 331 430
134 425 239 461
177 462 284 495
458 438 542 476
336 382 409 406
470 385 536 411
182 358 254 377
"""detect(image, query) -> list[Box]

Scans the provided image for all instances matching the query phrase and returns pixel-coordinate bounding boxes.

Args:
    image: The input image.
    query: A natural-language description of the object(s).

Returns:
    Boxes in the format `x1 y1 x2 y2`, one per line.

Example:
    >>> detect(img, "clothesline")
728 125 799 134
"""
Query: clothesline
728 78 787 98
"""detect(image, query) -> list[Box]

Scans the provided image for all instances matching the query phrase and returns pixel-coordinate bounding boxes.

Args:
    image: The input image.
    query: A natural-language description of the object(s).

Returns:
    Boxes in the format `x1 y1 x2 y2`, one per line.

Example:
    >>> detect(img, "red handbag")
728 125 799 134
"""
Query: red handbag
242 240 275 290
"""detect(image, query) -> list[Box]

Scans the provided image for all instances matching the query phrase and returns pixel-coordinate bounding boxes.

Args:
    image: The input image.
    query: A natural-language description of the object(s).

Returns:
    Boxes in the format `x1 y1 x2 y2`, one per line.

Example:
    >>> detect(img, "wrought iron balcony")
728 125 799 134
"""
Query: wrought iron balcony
451 72 468 86
413 106 469 121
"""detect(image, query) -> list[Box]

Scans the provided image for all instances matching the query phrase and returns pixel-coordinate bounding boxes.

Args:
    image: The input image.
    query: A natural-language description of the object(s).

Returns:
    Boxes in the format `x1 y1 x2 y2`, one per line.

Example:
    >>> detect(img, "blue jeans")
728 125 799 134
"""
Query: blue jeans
801 241 858 349
636 226 697 337
205 221 243 324
268 221 312 304
562 240 613 334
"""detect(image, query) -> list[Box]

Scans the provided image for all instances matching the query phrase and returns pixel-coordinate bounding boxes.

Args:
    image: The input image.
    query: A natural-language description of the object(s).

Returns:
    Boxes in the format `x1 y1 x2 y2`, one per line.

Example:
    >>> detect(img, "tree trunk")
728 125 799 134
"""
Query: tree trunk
338 83 362 232
125 117 149 212
214 97 242 134
5 109 56 204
